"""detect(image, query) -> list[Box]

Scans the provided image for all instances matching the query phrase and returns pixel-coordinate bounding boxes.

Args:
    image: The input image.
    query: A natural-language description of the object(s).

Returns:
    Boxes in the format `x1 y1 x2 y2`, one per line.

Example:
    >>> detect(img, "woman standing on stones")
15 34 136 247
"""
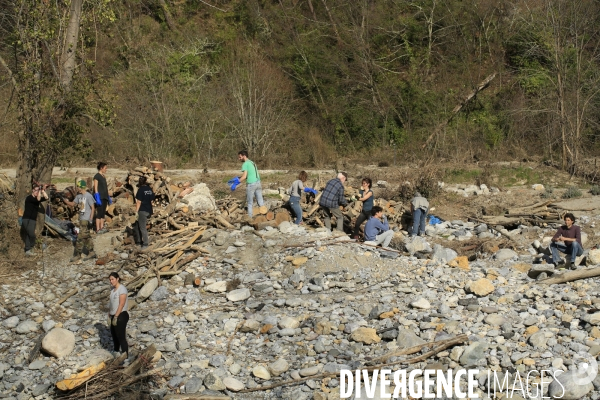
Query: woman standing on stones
289 171 308 224
108 272 129 357
352 178 374 240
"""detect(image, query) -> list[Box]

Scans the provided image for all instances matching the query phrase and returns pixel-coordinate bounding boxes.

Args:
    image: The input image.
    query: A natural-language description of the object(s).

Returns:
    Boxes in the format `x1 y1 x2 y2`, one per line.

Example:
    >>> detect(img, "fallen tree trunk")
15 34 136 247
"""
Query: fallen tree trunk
539 266 600 285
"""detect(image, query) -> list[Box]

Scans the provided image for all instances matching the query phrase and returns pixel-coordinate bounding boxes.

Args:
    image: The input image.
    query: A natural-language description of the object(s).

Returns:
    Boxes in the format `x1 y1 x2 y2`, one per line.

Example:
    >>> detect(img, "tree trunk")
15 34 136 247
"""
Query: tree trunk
60 0 83 89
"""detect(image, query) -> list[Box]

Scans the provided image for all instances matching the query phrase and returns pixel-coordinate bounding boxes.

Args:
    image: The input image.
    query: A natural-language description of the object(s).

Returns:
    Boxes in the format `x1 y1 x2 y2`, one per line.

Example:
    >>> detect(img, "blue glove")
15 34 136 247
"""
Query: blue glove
108 196 113 205
94 192 102 205
304 187 318 195
228 177 241 191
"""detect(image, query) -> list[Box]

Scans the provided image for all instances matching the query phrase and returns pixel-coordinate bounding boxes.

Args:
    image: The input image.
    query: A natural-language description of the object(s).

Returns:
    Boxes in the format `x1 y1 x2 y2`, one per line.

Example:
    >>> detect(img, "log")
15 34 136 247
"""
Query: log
168 217 185 230
539 266 600 285
307 193 322 216
252 215 267 224
193 276 202 286
253 220 279 230
265 211 275 221
57 288 79 305
275 211 291 225
214 215 234 229
123 344 156 376
184 274 195 286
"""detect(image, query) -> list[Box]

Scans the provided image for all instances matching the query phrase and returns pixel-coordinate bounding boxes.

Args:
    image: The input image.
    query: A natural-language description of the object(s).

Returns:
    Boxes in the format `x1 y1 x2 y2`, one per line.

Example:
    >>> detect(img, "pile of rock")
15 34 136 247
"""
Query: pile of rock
2 212 600 400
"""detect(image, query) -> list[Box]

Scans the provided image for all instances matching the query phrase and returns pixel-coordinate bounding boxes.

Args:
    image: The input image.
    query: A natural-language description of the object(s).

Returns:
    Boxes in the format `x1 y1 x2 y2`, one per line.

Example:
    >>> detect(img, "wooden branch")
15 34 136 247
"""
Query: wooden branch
422 72 497 149
123 344 156 376
539 266 600 285
0 54 18 89
163 395 230 400
57 288 79 305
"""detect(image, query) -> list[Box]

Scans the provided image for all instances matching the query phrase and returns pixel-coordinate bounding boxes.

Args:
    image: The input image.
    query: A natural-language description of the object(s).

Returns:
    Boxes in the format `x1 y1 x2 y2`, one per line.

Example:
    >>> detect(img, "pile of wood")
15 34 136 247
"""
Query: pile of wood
299 186 410 232
118 166 194 208
121 226 210 299
472 200 569 228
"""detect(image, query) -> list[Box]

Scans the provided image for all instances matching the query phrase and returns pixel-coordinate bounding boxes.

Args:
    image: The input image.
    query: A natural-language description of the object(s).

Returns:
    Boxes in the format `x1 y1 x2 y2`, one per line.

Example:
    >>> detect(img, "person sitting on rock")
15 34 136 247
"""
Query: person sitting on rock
550 213 583 270
364 206 394 249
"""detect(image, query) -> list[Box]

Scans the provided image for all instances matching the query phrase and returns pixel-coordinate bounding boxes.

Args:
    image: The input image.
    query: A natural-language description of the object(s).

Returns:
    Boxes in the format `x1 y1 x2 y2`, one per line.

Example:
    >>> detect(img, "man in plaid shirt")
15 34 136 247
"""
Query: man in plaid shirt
319 172 348 231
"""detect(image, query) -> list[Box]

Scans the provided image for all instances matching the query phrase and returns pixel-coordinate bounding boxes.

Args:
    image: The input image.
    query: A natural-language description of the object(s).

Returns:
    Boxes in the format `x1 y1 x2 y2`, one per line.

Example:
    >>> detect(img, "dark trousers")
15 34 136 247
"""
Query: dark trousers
137 211 150 246
110 311 129 355
353 210 370 237
21 219 36 251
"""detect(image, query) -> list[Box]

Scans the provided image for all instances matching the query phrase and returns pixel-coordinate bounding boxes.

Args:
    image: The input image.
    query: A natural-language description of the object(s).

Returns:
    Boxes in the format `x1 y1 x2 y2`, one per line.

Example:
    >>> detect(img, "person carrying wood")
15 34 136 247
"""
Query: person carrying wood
63 178 96 262
410 192 429 237
20 184 48 256
364 206 394 248
319 172 348 231
235 150 264 218
550 213 583 270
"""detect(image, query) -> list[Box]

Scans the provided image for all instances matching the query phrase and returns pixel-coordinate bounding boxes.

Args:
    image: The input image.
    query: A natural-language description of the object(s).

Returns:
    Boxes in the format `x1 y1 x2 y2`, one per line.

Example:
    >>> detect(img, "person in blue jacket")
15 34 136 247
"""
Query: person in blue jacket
364 206 394 248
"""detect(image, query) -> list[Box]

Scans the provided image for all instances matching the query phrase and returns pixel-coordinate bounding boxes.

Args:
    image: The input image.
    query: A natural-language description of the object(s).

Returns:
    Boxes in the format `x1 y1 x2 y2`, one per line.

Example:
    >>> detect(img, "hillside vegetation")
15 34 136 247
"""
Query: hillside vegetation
2 0 600 171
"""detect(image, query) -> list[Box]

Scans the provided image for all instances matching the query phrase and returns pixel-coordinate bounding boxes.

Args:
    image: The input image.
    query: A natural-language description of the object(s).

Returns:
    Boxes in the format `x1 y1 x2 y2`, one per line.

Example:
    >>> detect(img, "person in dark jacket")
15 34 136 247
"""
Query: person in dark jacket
21 185 48 256
135 176 155 249
550 213 583 270
319 172 348 232
93 162 110 234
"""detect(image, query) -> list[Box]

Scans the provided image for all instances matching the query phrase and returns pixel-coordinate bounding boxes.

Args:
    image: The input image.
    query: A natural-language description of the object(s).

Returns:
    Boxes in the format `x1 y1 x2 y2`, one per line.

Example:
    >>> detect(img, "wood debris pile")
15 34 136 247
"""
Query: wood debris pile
470 200 571 229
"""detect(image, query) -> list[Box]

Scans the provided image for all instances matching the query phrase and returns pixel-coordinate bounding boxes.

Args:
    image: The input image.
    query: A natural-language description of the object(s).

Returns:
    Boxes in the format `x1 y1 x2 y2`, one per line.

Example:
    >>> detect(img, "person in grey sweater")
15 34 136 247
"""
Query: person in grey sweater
289 171 307 224
364 206 394 248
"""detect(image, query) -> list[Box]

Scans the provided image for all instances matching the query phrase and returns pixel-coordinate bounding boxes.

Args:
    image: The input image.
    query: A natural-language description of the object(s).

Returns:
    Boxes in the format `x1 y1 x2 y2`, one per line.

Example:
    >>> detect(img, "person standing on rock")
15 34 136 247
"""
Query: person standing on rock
410 192 429 237
62 179 96 262
236 150 264 218
289 171 308 224
364 206 394 248
352 177 374 240
550 213 583 270
319 172 348 232
93 162 110 234
20 184 48 256
108 272 129 358
135 176 155 249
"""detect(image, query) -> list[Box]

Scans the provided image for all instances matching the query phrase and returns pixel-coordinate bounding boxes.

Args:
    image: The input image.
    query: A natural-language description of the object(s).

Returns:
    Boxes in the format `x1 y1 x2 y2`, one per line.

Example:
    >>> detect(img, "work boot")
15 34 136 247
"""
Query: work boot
70 254 82 263
554 260 566 269
25 250 35 256
565 259 575 270
83 251 97 261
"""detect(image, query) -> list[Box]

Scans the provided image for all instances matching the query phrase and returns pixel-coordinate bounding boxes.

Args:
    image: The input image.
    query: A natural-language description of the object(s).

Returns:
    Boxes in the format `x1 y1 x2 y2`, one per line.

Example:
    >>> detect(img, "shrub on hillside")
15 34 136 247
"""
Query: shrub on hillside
561 186 582 199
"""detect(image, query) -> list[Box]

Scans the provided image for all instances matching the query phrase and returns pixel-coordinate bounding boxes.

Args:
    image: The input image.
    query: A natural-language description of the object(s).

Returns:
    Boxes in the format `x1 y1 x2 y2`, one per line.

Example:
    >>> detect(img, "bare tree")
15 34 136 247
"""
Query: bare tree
223 49 294 157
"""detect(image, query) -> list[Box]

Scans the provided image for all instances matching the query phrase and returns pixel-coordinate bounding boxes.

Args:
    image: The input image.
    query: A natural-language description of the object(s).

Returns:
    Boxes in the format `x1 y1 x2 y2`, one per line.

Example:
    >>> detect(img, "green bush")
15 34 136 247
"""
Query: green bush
561 186 582 199
590 185 600 195
540 186 554 199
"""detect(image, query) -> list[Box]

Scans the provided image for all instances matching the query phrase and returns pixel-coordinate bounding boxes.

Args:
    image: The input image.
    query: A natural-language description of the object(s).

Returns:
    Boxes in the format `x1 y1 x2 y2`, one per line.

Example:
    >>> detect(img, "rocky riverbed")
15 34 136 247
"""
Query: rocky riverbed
2 214 600 399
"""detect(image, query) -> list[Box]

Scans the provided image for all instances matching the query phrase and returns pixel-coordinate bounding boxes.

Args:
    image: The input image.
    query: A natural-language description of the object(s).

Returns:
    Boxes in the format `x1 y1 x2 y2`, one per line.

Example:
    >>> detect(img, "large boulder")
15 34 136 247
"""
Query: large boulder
432 244 457 263
137 278 158 301
178 183 216 212
42 328 75 358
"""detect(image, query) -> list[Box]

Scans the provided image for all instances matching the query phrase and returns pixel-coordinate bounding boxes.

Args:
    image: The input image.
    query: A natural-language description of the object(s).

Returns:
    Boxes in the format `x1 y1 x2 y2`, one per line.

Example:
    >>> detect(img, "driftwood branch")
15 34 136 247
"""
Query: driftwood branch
539 266 600 285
